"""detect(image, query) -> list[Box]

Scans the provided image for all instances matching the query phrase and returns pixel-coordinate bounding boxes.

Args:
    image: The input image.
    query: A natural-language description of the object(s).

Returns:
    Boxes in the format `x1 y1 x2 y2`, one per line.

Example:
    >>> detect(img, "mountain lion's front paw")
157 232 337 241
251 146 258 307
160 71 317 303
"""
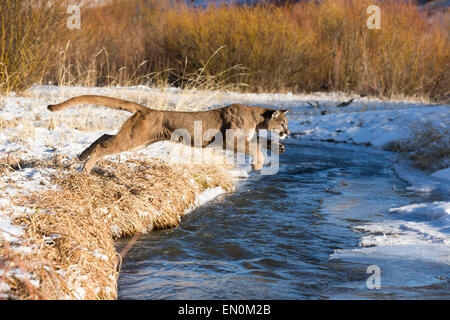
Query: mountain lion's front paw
278 144 285 154
252 161 263 171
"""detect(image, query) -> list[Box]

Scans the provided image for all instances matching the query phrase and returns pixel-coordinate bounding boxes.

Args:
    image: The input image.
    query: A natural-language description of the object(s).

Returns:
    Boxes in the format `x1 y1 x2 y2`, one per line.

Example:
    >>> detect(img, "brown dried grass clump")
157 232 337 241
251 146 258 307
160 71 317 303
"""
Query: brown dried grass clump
0 151 76 178
1 241 41 300
386 120 450 172
0 238 73 300
4 158 233 299
0 153 33 178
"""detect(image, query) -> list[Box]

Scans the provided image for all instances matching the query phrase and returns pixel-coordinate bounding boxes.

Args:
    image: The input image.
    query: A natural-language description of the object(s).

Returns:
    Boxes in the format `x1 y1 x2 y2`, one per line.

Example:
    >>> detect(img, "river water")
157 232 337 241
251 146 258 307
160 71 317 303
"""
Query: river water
116 141 450 299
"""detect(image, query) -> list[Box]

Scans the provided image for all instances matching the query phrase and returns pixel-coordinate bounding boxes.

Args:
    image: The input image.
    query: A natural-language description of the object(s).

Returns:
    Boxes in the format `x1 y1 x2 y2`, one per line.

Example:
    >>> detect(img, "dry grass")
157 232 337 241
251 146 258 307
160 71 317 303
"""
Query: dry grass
0 155 35 178
0 0 65 93
1 157 233 299
157 0 449 100
1 0 448 102
387 120 450 172
0 117 36 139
408 122 450 171
0 240 60 300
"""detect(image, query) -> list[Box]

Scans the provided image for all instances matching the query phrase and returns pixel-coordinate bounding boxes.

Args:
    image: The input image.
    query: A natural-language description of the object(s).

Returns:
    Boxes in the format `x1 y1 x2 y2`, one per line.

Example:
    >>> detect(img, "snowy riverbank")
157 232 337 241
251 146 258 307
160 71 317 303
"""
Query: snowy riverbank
1 85 448 299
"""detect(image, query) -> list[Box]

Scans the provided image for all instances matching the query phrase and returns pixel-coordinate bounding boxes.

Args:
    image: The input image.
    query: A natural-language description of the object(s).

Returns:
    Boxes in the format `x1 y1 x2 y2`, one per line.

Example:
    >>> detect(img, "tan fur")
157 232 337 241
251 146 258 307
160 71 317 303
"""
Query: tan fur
47 95 290 173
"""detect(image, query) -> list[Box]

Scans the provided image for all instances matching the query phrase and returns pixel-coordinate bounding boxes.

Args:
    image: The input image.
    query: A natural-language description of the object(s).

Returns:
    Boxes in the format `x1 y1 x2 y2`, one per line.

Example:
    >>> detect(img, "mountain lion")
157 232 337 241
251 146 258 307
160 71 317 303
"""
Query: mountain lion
48 95 290 173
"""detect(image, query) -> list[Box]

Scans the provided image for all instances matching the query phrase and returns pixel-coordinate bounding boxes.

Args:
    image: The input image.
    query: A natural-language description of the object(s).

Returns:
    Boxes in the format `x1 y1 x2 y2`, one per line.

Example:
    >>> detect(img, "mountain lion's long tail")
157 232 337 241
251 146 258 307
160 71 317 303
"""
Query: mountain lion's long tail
47 95 151 113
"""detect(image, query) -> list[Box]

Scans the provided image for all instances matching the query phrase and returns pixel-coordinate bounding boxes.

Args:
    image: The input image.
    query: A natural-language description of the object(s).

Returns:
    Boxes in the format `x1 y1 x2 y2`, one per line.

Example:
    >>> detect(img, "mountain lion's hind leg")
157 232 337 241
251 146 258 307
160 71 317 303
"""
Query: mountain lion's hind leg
78 134 113 161
81 112 153 173
81 135 121 173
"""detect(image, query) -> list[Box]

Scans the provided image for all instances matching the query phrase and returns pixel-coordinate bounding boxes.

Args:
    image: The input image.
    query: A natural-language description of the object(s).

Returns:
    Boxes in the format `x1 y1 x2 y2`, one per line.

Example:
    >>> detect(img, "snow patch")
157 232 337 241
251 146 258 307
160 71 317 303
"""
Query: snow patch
431 167 450 182
389 201 450 220
195 186 226 207
0 218 24 242
332 201 450 265
393 162 450 194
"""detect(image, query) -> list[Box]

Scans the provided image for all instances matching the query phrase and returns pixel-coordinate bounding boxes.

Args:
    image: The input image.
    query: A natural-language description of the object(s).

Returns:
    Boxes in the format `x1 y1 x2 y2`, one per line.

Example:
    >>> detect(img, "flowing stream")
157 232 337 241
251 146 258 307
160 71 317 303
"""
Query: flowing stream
116 141 450 299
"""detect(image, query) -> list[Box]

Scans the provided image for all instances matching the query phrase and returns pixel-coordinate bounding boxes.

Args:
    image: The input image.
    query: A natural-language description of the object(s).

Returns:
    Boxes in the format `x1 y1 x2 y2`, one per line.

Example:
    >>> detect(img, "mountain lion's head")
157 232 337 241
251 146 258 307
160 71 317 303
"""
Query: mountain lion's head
260 109 290 139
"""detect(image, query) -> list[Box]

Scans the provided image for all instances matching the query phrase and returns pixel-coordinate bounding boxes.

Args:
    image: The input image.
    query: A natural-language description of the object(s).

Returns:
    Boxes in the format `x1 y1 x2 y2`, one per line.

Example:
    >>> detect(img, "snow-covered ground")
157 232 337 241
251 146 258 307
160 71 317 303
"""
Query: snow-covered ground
331 201 450 265
1 85 449 296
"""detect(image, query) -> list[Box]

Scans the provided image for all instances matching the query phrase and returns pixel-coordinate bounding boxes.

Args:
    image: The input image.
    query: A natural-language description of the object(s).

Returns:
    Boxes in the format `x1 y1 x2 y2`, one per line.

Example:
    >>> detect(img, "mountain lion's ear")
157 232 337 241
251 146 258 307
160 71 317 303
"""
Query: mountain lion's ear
264 109 288 119
272 109 288 118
